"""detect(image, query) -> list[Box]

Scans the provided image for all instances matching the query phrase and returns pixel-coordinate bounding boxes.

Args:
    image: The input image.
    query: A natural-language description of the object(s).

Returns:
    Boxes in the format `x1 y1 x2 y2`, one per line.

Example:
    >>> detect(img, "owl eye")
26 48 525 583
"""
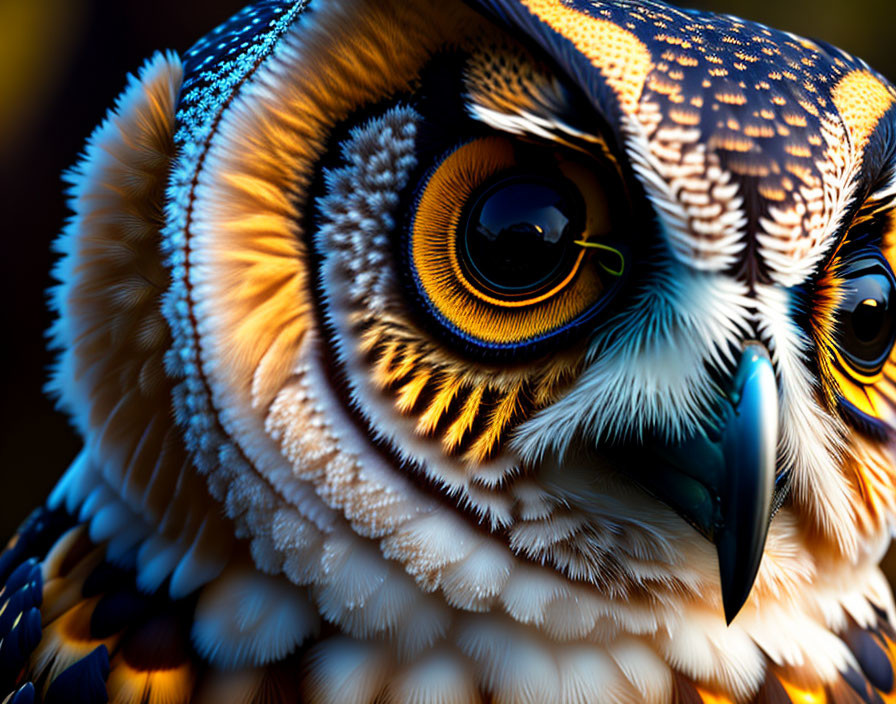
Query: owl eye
836 253 896 375
406 136 628 353
459 175 584 299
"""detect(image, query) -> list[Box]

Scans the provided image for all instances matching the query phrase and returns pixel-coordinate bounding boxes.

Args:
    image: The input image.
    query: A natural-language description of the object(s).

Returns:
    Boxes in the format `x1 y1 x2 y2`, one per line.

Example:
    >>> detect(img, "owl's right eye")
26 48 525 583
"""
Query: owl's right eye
836 253 896 375
405 136 629 354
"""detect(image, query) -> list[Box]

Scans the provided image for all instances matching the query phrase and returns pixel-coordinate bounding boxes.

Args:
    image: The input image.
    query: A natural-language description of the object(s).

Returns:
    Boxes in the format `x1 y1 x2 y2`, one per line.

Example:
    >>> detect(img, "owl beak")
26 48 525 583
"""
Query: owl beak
627 342 778 624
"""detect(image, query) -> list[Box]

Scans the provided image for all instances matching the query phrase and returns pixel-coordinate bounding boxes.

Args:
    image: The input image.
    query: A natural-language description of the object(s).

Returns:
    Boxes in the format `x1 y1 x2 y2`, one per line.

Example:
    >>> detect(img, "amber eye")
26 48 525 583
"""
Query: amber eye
837 254 896 375
459 176 585 299
407 136 627 352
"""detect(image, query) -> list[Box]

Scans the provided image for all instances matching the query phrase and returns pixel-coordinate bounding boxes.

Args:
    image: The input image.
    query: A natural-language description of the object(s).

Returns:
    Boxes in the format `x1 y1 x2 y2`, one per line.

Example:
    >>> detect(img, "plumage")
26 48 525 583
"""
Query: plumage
8 0 896 701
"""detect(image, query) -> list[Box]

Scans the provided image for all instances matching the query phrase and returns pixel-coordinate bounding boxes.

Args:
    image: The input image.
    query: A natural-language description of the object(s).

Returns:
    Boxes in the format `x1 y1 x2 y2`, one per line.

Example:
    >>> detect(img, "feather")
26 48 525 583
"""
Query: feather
555 644 629 704
385 649 481 704
192 568 316 669
439 540 512 612
43 645 110 704
456 615 560 703
302 638 391 704
498 565 569 626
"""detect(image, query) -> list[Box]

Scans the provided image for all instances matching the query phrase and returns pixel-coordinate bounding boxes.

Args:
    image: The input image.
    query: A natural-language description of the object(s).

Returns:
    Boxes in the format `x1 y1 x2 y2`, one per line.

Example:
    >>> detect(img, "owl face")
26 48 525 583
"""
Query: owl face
51 0 896 698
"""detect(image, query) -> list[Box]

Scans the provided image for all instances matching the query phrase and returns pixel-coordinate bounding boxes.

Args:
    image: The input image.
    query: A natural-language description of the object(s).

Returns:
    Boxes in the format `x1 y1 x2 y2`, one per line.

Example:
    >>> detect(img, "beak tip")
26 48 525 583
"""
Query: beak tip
719 568 754 625
716 519 769 625
721 584 750 625
724 607 737 627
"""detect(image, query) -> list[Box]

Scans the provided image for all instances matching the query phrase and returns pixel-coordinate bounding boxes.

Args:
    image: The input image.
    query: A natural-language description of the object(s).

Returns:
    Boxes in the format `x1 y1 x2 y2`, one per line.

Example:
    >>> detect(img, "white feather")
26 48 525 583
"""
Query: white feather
456 615 560 704
440 540 513 612
386 648 481 704
607 636 673 704
499 566 569 626
653 608 766 700
555 644 630 704
304 637 391 704
192 568 317 669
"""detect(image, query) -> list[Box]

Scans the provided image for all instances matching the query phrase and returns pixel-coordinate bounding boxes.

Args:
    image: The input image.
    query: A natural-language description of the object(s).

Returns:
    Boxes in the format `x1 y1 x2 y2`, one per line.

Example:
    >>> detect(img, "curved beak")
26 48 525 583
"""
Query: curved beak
627 343 779 623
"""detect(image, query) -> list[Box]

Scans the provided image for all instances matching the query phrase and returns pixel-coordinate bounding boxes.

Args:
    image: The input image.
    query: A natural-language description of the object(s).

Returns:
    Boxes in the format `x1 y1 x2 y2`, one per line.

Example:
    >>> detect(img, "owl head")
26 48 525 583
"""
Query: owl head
48 0 896 700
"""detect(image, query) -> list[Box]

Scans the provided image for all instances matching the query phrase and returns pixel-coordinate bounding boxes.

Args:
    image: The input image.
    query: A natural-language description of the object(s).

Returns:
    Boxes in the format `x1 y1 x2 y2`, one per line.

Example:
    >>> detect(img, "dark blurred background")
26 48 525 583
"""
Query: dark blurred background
1 0 895 558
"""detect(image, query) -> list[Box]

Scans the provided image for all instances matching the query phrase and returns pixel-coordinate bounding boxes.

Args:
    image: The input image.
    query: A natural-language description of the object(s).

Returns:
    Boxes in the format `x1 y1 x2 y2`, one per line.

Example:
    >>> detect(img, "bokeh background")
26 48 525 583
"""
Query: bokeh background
1 0 895 573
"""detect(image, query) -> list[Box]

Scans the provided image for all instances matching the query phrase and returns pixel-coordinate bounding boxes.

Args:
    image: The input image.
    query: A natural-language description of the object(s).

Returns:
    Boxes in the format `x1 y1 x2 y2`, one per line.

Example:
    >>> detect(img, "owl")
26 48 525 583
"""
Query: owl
3 0 896 702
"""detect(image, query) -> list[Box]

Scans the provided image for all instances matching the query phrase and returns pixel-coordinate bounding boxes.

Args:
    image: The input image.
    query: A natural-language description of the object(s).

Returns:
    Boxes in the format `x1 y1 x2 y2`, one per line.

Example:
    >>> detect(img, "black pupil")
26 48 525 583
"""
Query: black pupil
839 256 896 374
853 296 888 342
460 176 583 297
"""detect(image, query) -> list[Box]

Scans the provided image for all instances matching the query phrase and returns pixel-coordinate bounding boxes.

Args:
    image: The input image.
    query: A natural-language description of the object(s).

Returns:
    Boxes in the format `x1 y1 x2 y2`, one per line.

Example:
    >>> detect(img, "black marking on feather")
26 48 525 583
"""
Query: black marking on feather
0 508 75 585
844 618 896 694
43 645 110 704
841 665 885 704
7 682 35 704
0 507 74 695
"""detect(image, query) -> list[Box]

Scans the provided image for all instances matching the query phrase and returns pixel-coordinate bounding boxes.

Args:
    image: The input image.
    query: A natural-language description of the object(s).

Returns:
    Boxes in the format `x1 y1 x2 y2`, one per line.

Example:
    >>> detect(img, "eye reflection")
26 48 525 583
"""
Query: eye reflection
461 176 583 298
837 254 896 375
